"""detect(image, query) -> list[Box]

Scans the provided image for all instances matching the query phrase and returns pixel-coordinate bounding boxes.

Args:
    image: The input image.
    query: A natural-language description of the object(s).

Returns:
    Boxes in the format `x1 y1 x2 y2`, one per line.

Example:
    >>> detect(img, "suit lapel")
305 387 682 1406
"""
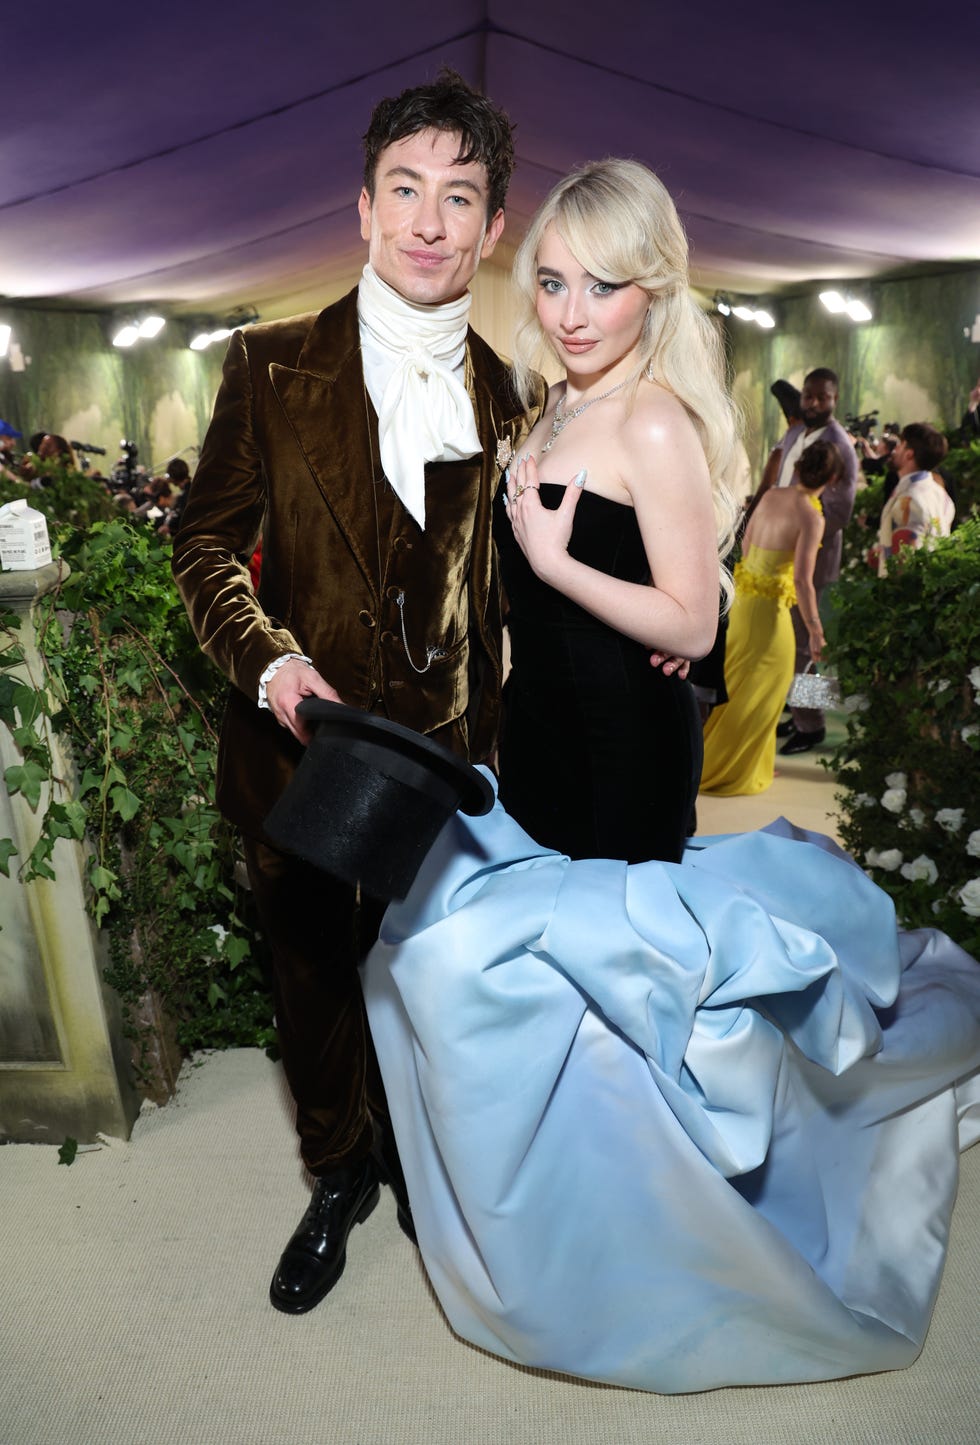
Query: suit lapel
270 292 380 596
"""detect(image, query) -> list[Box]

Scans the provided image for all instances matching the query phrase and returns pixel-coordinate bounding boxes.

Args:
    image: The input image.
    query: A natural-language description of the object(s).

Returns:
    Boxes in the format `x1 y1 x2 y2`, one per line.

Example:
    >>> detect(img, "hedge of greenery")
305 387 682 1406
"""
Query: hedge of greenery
829 454 980 958
0 511 275 1085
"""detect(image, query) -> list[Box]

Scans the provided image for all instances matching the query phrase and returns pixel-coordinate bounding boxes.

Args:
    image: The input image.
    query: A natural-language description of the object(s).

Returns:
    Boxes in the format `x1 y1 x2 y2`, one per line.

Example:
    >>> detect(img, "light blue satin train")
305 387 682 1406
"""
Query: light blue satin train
362 771 980 1393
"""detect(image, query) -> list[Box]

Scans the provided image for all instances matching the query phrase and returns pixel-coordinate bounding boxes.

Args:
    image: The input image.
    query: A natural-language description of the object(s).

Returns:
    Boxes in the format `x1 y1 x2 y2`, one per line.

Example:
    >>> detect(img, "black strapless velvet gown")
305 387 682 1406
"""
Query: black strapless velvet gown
493 482 703 864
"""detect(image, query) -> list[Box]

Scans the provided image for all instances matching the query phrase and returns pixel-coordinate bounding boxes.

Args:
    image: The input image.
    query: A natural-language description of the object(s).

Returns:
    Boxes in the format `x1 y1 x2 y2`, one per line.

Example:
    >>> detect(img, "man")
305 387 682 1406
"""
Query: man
960 376 980 441
872 423 953 575
757 368 857 754
172 72 539 1315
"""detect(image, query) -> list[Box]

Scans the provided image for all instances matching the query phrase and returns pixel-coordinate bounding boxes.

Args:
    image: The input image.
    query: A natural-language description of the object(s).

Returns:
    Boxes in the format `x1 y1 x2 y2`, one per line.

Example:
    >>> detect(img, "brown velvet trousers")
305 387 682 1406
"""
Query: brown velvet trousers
242 835 389 1175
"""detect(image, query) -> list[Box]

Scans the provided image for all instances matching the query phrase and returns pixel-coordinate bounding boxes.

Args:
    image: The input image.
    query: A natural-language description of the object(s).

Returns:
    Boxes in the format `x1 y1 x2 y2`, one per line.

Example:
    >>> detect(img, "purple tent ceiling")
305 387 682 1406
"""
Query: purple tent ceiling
3 2 979 320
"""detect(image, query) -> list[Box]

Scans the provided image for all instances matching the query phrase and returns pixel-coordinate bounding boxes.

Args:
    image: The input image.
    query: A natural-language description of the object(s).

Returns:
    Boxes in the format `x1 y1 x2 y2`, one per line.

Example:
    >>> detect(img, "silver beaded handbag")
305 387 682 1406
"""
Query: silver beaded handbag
787 661 841 710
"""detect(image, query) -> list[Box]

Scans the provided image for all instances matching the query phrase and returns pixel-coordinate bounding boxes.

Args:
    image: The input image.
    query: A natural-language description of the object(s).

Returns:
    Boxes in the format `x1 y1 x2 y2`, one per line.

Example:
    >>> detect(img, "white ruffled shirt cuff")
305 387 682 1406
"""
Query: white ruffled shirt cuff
257 652 312 709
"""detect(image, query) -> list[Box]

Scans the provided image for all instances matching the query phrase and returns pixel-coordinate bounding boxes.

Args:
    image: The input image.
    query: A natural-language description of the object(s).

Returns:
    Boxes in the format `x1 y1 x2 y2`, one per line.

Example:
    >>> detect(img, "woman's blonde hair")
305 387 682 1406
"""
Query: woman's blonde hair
512 158 741 607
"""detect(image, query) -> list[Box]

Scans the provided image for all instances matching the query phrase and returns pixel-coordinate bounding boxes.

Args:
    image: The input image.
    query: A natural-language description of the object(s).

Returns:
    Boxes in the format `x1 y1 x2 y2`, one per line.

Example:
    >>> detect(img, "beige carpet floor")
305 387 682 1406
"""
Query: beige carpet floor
3 736 978 1445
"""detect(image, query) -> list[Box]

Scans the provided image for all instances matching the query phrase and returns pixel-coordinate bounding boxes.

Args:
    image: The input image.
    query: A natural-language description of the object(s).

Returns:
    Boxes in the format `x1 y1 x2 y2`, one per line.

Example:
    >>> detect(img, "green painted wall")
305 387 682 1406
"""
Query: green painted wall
3 267 979 484
0 309 225 475
727 267 980 481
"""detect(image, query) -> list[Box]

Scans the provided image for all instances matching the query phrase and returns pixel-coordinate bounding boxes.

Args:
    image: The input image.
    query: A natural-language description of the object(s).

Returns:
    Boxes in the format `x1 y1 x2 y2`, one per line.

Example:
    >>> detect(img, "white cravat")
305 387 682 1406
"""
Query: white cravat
357 264 482 530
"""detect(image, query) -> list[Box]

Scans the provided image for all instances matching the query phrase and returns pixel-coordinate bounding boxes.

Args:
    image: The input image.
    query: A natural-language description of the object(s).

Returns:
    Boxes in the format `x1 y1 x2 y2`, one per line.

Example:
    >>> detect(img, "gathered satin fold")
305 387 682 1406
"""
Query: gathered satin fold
362 776 980 1393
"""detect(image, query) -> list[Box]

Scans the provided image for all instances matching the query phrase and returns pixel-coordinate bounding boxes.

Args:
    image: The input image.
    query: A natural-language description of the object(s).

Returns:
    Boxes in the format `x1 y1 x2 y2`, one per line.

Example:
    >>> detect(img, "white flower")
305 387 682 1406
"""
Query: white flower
881 788 907 814
208 924 228 950
969 665 980 692
936 808 965 834
884 772 907 789
866 847 903 872
908 808 926 827
928 677 951 695
967 830 980 859
843 694 870 714
852 793 876 808
962 725 979 745
900 854 938 885
957 879 980 917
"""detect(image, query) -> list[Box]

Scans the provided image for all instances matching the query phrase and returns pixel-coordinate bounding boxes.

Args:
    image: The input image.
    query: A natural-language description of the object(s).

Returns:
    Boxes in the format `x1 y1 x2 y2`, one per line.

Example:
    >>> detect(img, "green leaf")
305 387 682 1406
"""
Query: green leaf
223 935 250 969
58 1137 78 1166
0 837 18 876
4 761 48 810
108 784 141 823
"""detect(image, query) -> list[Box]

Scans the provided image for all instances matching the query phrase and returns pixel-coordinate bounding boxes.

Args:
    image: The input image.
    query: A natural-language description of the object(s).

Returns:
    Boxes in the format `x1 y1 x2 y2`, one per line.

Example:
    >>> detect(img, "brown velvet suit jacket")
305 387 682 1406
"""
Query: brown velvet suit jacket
172 288 535 840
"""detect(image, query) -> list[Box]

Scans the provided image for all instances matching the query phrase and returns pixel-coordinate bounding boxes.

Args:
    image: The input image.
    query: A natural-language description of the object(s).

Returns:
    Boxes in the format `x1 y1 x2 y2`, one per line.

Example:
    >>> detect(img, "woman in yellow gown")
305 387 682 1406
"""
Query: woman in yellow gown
700 440 843 795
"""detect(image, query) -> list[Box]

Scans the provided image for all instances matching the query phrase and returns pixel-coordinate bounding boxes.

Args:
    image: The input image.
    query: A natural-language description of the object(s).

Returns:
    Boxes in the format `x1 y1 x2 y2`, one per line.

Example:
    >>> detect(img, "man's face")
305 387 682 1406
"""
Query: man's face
358 128 504 306
892 438 914 475
800 378 837 428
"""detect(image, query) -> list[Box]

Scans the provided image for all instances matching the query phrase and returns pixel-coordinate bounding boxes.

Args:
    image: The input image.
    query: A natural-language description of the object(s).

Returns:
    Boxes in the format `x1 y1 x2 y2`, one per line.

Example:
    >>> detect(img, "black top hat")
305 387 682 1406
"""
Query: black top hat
263 700 494 901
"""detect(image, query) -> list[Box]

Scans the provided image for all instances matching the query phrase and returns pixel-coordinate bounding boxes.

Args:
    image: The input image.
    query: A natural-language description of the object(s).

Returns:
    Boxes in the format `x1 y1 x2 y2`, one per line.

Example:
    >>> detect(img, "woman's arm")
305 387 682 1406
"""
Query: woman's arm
792 504 826 661
506 400 720 658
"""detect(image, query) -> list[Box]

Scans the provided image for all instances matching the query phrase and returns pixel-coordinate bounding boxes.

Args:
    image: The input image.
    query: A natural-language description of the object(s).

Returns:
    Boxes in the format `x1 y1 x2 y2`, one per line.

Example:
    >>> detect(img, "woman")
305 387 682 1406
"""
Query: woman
355 165 980 1396
494 159 739 864
700 438 843 795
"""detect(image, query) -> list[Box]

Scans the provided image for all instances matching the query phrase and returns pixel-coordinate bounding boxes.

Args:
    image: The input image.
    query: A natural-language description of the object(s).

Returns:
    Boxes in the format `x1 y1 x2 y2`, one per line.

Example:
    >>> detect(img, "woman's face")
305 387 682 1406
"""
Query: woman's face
534 224 649 381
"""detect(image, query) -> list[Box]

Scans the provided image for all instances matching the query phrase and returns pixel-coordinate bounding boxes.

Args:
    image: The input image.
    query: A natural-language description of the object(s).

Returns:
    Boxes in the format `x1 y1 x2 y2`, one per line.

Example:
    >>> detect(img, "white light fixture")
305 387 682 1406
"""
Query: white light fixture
754 309 775 329
0 324 10 358
188 325 234 352
731 305 755 321
715 299 731 316
845 298 872 322
112 324 141 348
820 289 872 322
138 315 166 338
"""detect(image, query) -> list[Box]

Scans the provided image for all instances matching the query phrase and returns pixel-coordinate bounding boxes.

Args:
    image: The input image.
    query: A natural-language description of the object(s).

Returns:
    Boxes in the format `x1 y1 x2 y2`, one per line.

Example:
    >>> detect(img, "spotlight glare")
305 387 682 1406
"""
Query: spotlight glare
819 290 846 314
189 332 212 351
846 299 872 322
0 324 10 358
138 315 166 338
112 325 140 348
754 310 775 329
716 300 731 316
732 305 755 321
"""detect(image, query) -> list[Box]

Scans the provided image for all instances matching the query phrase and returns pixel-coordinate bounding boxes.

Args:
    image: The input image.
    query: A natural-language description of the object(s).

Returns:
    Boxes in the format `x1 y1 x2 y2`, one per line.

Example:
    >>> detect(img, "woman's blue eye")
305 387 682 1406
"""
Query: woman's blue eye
539 278 564 294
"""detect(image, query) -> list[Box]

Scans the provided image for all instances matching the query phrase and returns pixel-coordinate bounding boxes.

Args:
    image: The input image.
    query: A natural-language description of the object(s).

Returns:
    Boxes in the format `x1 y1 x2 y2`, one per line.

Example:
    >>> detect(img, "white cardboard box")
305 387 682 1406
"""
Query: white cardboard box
0 498 53 570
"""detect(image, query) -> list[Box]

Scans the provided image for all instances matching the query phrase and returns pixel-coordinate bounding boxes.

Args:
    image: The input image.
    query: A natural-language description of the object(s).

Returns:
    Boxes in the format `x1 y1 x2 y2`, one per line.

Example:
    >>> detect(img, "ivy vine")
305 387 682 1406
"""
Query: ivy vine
0 513 275 1086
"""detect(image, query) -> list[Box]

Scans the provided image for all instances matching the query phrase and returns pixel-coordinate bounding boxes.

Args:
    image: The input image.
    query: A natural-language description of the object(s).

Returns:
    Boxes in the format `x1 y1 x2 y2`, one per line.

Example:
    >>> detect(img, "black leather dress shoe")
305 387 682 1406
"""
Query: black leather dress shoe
775 717 795 739
269 1157 380 1314
779 726 826 755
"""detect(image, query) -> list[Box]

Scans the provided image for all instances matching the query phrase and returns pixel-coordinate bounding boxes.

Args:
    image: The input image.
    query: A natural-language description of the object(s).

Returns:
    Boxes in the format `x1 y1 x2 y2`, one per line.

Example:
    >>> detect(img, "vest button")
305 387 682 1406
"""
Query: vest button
358 610 375 628
389 680 405 690
380 630 395 645
392 535 411 553
386 585 402 601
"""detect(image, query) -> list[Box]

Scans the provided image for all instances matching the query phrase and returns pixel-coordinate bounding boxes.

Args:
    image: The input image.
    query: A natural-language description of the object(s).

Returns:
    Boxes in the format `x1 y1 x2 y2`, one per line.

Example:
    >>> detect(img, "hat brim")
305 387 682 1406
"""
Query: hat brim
294 700 495 818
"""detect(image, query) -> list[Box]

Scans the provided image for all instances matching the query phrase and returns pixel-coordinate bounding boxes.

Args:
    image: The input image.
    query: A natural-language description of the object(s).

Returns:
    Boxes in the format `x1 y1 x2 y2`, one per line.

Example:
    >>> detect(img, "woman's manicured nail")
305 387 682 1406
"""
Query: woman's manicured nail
574 469 587 488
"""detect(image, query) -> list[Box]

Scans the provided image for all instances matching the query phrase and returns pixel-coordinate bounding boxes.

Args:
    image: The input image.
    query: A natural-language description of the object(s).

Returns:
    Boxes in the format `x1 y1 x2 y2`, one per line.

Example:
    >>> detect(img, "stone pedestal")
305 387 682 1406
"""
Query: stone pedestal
0 563 140 1143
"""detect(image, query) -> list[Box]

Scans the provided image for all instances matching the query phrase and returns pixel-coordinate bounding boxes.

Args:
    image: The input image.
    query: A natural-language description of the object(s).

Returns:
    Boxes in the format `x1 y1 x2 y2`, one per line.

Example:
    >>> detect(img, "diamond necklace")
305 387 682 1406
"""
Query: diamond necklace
541 375 633 453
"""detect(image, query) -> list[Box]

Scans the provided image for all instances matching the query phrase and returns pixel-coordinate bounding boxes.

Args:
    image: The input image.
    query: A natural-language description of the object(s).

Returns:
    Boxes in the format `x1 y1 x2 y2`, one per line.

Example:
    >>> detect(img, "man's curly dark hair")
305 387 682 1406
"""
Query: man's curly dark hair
362 69 515 218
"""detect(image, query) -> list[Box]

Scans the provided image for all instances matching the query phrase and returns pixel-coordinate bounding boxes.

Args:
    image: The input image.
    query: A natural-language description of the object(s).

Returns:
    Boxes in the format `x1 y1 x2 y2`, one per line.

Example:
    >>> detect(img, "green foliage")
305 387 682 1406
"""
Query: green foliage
0 519 275 1080
0 461 116 531
826 516 980 957
57 1137 78 1166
